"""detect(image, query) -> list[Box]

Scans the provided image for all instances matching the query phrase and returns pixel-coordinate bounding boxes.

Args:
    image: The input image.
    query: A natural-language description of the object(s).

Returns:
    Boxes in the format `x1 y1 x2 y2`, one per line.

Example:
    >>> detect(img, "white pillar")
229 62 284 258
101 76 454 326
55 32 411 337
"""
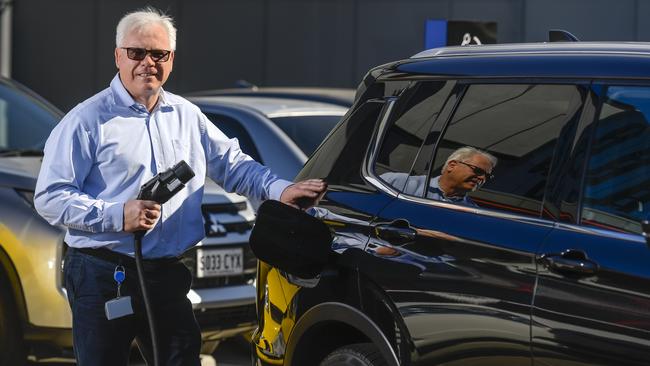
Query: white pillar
0 0 13 78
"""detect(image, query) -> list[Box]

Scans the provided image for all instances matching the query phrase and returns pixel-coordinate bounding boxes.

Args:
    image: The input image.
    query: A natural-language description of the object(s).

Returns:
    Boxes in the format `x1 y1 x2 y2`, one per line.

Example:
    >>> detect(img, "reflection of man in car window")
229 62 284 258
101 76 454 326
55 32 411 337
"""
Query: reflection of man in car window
382 146 497 207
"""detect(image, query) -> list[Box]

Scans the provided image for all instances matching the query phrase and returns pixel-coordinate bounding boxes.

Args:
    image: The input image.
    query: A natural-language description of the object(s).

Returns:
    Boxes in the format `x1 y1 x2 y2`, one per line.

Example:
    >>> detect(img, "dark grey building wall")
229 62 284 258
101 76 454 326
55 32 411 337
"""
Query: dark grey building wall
10 0 650 112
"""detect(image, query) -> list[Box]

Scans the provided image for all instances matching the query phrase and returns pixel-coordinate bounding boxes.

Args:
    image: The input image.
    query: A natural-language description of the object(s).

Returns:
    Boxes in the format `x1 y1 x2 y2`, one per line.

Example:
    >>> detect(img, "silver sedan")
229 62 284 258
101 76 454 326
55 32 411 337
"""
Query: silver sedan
188 95 350 180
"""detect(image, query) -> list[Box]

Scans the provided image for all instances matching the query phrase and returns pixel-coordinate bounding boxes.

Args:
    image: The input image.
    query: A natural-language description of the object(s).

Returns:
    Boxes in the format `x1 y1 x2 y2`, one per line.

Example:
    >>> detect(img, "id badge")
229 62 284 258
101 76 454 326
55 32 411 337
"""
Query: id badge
105 296 134 320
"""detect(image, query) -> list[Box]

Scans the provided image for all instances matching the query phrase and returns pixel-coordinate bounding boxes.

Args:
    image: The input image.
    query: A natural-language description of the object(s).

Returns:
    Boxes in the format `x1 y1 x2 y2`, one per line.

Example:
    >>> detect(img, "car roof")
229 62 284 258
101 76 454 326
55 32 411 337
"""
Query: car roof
412 42 650 58
0 76 64 117
185 87 355 107
390 42 650 80
188 95 349 118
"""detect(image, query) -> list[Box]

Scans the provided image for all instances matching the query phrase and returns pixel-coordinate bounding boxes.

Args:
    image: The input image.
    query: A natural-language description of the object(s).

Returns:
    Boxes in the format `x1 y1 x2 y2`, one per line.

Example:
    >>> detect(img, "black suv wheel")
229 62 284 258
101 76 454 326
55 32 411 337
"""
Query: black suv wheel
320 343 387 366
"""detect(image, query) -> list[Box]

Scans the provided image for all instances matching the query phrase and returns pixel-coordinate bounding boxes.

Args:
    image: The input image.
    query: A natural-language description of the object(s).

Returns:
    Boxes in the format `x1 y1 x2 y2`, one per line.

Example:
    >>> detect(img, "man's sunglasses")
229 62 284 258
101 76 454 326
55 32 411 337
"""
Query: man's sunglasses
121 48 171 63
457 161 494 180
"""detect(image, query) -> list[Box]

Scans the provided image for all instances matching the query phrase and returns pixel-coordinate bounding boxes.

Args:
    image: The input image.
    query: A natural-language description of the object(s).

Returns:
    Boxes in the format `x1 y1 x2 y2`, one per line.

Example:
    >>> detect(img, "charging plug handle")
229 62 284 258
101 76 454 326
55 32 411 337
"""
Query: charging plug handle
138 160 195 203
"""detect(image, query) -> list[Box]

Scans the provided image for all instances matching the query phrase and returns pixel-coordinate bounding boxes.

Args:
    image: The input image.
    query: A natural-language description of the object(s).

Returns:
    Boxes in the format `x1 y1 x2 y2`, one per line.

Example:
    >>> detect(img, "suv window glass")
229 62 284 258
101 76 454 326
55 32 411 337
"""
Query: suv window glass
375 81 453 192
0 83 59 150
582 86 650 234
205 113 262 163
427 84 585 216
298 100 384 186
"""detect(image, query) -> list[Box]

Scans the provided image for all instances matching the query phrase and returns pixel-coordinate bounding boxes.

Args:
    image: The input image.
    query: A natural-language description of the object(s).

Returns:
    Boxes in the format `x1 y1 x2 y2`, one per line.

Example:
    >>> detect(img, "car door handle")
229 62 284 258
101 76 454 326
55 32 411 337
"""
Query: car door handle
374 220 417 245
540 249 599 276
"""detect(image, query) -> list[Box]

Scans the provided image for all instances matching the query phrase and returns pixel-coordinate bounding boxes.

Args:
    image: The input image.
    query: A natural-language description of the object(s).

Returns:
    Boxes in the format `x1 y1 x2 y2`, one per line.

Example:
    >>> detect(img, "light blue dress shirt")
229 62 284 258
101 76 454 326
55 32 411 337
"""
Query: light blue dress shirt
35 74 291 258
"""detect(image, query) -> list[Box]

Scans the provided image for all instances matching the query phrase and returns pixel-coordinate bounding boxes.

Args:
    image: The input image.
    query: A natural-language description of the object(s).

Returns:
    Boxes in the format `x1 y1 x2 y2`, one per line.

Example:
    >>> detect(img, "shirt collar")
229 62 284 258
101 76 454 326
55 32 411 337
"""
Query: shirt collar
110 74 173 113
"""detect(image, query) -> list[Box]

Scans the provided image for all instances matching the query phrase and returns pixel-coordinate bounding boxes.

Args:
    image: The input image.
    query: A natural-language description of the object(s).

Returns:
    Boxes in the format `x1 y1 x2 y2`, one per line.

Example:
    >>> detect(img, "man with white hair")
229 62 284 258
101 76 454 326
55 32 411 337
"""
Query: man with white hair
382 146 497 206
430 146 497 205
34 7 325 366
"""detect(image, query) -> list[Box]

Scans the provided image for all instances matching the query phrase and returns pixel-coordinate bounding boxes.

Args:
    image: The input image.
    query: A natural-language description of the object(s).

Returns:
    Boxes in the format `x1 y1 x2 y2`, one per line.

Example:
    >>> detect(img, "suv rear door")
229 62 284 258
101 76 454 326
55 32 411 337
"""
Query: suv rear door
532 84 650 366
368 81 589 365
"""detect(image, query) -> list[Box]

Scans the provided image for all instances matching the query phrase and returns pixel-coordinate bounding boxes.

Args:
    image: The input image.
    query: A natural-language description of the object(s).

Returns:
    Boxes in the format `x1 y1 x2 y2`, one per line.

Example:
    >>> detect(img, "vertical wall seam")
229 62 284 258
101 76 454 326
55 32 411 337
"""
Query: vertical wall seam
262 0 269 85
521 0 526 42
92 0 99 93
351 0 359 86
175 0 181 91
635 0 639 40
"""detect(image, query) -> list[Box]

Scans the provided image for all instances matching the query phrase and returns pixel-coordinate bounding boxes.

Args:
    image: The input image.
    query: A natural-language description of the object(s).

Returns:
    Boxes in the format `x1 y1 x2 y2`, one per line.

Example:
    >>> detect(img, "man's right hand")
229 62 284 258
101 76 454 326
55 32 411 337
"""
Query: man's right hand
123 200 161 232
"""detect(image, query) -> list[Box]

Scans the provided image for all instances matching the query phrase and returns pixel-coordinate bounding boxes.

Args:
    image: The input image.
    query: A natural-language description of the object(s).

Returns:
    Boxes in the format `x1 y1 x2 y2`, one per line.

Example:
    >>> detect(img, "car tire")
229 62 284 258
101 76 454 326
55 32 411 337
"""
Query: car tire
320 342 388 366
0 274 26 366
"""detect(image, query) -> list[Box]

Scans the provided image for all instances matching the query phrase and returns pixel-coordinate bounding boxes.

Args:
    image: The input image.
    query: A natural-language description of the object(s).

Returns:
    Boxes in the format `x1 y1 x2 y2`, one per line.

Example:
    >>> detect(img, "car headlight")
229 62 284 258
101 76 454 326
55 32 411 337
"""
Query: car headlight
264 283 270 312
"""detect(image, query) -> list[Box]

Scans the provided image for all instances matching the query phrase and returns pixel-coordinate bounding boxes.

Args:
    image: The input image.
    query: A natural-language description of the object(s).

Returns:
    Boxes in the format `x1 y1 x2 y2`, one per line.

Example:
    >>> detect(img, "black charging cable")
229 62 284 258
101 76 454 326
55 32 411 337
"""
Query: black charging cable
133 232 159 366
134 160 195 366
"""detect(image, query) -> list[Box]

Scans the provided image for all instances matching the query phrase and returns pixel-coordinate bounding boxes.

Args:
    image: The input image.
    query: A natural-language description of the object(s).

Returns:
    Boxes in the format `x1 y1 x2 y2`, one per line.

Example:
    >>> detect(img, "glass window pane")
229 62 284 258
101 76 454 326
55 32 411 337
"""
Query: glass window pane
582 86 650 234
427 84 585 215
299 100 384 186
0 83 59 151
375 81 454 193
270 115 342 156
205 113 262 163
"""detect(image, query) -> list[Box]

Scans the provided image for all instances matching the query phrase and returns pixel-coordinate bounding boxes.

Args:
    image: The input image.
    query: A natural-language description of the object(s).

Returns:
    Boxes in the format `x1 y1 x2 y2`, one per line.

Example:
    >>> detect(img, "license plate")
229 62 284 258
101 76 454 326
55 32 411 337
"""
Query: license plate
196 247 243 278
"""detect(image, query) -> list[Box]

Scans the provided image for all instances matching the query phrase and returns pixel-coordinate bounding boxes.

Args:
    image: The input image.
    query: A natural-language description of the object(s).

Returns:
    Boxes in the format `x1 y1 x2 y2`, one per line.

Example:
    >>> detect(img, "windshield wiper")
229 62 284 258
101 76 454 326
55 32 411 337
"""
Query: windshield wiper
0 149 44 157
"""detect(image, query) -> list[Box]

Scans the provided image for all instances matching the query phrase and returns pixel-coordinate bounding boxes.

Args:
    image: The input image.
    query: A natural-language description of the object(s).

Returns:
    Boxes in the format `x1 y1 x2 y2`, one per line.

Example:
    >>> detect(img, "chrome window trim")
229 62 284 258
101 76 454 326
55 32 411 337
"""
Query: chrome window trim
396 192 554 226
362 97 400 198
554 222 646 244
395 190 646 244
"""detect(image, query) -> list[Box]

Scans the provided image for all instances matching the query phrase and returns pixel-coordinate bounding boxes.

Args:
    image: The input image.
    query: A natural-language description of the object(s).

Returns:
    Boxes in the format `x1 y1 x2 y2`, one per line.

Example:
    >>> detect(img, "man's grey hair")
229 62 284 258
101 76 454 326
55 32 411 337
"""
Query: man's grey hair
116 7 177 51
442 146 497 173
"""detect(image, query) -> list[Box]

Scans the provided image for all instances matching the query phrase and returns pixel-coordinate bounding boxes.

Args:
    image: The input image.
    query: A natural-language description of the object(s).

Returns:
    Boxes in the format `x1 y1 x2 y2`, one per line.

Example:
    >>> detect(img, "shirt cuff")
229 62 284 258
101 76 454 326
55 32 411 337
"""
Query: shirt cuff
102 201 124 232
269 179 293 201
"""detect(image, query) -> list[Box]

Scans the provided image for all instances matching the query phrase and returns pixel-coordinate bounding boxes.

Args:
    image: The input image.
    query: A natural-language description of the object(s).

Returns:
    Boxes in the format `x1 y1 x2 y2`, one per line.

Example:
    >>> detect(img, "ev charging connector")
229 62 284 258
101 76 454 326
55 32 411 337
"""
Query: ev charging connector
135 160 195 366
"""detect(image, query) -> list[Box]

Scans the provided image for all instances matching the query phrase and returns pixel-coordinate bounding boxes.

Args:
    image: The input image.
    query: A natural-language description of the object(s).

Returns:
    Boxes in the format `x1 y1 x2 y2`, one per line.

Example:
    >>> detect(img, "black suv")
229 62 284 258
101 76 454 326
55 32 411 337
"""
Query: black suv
252 42 650 366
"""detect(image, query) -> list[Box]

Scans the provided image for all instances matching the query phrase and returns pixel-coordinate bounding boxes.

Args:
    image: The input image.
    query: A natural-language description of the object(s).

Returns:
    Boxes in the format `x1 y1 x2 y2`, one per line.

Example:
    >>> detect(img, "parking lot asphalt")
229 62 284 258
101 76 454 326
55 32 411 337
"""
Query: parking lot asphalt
29 336 251 366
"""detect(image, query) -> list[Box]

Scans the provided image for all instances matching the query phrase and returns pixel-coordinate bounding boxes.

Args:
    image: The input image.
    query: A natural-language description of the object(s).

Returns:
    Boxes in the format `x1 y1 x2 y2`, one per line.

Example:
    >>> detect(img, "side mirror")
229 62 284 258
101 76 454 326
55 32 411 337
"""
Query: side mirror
643 220 650 247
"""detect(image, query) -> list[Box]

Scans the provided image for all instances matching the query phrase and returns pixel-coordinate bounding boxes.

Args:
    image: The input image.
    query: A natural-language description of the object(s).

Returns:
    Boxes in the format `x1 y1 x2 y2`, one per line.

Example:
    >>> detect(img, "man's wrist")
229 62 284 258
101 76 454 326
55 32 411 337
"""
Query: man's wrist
270 179 293 201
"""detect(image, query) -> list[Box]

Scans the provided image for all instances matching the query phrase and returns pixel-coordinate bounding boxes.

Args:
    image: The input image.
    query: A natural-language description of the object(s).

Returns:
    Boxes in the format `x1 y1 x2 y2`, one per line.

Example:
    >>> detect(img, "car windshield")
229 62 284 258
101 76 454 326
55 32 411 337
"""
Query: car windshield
269 115 342 156
0 83 60 153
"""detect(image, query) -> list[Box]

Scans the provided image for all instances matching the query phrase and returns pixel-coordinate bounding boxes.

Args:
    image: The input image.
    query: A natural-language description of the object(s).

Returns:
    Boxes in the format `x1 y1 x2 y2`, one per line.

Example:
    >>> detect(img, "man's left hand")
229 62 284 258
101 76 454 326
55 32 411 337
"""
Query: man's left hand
280 179 327 210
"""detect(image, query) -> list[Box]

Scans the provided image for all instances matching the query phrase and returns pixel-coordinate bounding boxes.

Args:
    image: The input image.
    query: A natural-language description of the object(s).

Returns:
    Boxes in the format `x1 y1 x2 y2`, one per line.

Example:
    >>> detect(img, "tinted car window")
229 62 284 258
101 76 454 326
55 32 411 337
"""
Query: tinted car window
298 100 384 186
581 86 650 234
429 84 585 216
270 115 341 156
375 81 453 192
0 83 59 150
205 113 262 163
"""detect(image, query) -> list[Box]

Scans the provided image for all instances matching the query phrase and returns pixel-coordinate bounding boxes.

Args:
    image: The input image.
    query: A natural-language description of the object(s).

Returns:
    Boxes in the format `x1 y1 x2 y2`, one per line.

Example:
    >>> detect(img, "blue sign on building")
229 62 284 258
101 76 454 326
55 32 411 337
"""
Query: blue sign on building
425 19 497 50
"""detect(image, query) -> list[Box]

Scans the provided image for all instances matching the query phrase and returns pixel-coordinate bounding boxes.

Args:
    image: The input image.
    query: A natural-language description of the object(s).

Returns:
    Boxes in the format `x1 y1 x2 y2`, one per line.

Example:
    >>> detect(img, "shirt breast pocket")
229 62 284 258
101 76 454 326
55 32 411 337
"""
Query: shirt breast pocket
172 139 189 165
171 138 202 178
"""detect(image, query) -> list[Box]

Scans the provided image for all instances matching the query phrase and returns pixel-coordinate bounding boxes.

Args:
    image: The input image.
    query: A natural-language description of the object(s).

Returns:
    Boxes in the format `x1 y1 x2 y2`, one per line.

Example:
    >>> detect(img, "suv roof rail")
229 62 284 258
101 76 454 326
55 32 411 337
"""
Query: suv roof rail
548 29 580 42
